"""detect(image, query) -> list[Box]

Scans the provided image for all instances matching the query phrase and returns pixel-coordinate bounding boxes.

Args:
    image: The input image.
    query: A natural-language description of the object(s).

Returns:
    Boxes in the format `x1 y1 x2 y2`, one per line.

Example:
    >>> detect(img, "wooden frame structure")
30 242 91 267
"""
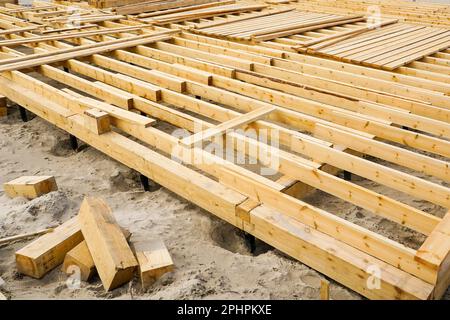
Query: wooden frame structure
0 1 449 300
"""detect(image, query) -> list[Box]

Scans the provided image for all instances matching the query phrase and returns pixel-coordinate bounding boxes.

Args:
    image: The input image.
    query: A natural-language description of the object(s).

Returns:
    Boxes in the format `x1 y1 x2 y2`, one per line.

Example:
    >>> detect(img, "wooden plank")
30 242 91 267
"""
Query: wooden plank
4 176 58 199
250 206 433 300
137 0 235 18
180 105 276 146
416 211 450 298
117 0 227 15
78 197 138 291
0 26 148 47
0 26 40 36
15 217 83 279
0 228 55 246
134 239 174 289
0 32 175 72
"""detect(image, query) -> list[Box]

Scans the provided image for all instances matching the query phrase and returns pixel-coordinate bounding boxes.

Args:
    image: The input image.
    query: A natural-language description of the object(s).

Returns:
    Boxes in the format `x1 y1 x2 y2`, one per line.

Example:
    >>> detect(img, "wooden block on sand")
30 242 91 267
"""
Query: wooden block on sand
15 217 83 279
62 227 132 282
78 197 138 291
4 176 58 199
134 239 174 289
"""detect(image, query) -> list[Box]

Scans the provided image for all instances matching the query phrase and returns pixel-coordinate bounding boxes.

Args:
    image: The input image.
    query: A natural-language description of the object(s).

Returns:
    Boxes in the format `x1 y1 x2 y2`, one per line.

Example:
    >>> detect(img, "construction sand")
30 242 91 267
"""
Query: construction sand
0 105 448 300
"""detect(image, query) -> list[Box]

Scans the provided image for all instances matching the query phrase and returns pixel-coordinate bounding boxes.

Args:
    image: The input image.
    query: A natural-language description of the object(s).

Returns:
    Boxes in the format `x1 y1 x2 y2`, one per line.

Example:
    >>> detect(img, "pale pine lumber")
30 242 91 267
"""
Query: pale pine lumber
62 241 96 282
0 32 176 72
4 176 58 199
320 279 330 300
416 211 450 299
134 239 174 289
78 197 138 291
62 227 132 281
0 26 149 47
15 217 83 279
180 106 276 146
117 0 227 15
0 74 435 299
83 108 111 135
0 228 55 246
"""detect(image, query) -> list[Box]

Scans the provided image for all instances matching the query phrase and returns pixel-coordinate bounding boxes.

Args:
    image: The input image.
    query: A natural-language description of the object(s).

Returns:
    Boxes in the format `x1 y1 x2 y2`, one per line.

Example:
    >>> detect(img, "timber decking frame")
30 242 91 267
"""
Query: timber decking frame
0 1 449 300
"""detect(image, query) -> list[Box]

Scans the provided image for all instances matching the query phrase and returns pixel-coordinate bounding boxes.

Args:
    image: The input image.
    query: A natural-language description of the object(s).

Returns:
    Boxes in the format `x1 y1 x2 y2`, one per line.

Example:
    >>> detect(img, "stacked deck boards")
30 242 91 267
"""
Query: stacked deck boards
299 23 450 70
194 9 366 42
0 1 449 300
139 3 268 24
114 0 229 15
293 0 450 27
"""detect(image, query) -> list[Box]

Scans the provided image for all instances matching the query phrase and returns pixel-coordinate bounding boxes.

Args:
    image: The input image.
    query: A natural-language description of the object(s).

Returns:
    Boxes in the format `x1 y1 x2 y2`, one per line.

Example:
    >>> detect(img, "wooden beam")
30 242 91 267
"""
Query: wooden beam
4 176 58 199
78 197 138 291
416 211 450 299
134 239 174 289
0 26 150 47
62 227 132 281
15 217 83 279
0 32 175 72
180 105 276 147
83 108 111 135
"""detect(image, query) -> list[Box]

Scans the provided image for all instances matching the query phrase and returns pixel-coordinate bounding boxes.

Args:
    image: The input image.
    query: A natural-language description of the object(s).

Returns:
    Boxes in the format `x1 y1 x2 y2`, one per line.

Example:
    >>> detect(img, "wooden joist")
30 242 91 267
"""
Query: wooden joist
78 197 138 291
0 26 151 47
0 31 176 72
4 176 58 199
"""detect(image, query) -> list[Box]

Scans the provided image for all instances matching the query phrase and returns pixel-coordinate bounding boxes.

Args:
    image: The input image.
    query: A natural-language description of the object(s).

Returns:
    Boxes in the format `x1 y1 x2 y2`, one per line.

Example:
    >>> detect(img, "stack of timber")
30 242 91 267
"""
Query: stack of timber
265 0 297 4
0 2 449 300
293 0 450 27
15 197 174 290
89 0 151 8
194 9 367 42
296 23 450 70
0 1 100 24
139 3 268 25
114 0 228 15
